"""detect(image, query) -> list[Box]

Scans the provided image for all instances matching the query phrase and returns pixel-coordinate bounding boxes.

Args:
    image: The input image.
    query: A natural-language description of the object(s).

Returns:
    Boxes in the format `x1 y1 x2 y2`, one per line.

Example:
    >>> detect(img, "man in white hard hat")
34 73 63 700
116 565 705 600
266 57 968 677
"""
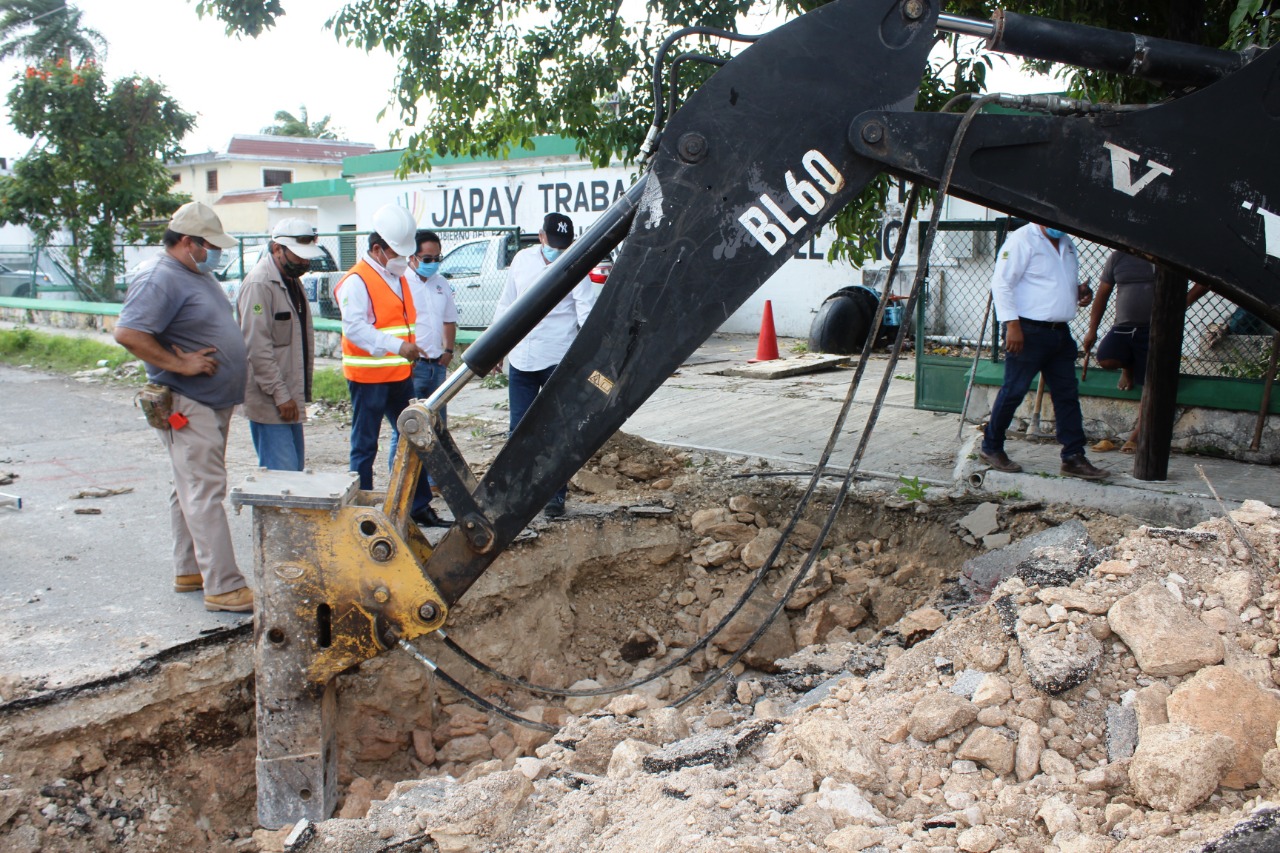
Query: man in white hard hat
114 202 253 613
237 219 320 470
333 204 436 524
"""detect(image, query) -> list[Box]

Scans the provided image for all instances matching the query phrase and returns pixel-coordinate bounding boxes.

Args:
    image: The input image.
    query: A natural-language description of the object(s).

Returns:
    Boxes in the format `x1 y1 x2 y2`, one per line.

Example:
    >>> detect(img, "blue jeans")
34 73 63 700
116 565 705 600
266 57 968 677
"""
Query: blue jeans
509 364 567 504
249 421 305 471
388 359 449 488
411 359 448 429
348 378 432 514
982 322 1086 462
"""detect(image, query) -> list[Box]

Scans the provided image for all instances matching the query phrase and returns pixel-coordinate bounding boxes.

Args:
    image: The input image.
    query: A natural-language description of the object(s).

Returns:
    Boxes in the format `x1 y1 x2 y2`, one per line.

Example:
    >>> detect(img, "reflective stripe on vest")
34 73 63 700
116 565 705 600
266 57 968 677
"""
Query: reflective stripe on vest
334 259 417 382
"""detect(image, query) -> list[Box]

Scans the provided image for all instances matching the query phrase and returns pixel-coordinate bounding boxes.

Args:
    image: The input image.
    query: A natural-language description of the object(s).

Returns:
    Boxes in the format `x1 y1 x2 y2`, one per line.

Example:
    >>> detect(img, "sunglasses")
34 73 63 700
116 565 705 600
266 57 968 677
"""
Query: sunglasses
290 234 318 245
415 254 443 263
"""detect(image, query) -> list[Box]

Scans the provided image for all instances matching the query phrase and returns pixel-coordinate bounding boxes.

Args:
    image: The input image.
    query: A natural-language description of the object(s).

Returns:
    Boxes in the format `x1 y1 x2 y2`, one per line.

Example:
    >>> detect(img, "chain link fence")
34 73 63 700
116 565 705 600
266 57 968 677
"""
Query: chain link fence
918 219 1278 382
0 243 163 301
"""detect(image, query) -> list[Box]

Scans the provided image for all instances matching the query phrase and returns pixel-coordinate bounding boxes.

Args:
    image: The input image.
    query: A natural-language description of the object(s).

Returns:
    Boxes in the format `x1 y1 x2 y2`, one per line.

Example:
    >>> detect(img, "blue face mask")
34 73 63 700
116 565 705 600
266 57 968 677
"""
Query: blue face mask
194 246 222 274
416 261 441 278
541 246 562 263
1044 227 1066 239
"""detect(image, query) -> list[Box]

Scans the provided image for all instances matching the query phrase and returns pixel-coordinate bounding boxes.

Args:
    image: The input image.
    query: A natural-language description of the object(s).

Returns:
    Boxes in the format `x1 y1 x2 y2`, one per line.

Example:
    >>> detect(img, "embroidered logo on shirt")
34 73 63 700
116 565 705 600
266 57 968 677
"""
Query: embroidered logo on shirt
253 304 263 314
1000 250 1009 260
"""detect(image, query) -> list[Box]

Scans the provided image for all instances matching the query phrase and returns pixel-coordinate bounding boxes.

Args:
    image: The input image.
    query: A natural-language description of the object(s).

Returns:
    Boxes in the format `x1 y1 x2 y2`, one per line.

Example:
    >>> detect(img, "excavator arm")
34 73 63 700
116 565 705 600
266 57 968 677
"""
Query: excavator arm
415 0 1278 604
237 0 1278 827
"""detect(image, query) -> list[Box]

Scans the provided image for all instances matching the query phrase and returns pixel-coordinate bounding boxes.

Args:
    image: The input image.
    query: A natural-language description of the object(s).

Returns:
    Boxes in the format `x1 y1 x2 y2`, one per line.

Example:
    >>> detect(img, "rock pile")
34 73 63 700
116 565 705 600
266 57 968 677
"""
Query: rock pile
287 500 1280 853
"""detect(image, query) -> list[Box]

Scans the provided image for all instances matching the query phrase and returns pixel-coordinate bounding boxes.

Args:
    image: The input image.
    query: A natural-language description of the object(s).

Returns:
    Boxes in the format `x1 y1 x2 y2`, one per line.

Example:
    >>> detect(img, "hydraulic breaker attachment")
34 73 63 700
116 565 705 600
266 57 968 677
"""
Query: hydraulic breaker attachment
230 470 448 829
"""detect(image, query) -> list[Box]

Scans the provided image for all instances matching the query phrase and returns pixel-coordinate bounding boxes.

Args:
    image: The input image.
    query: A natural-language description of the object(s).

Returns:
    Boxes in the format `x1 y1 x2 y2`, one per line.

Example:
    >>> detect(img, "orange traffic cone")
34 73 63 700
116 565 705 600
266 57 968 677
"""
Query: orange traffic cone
748 300 781 363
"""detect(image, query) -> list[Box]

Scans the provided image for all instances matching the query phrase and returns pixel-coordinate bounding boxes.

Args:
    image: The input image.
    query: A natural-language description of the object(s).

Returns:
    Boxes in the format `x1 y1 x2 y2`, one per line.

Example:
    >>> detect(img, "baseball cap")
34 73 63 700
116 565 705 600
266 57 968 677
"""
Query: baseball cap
168 202 237 249
271 218 326 260
543 212 574 249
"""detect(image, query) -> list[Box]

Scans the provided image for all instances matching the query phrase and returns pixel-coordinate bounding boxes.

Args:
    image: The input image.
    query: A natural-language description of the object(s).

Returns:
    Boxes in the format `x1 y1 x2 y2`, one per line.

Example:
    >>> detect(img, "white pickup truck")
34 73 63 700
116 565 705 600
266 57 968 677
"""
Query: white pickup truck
440 231 614 329
215 244 343 320
439 232 539 329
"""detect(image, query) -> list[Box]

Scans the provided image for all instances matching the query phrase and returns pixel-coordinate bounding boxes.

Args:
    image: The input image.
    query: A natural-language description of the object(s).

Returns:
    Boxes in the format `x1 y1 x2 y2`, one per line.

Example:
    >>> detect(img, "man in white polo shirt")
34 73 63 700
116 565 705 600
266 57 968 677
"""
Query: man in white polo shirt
391 228 459 527
493 212 596 517
980 223 1107 481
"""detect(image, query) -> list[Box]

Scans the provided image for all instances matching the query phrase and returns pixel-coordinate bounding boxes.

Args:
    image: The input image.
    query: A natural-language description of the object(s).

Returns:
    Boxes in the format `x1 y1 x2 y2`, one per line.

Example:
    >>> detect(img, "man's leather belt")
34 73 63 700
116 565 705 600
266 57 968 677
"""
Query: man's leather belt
1018 317 1069 329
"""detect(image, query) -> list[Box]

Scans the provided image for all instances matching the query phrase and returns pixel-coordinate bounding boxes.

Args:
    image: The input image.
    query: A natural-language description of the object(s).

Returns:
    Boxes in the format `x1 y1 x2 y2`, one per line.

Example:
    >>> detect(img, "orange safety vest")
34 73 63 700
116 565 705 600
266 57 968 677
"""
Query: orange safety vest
333 259 416 383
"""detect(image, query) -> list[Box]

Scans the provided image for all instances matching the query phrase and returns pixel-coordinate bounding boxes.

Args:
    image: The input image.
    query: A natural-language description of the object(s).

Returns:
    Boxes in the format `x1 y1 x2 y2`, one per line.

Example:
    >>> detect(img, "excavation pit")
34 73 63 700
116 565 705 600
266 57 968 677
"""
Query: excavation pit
0 435 1135 851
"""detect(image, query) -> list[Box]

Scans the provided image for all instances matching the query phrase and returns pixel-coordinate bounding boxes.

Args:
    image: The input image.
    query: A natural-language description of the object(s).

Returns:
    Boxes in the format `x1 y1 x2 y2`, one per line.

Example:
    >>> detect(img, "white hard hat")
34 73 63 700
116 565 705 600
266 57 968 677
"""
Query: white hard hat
271 218 325 259
372 204 418 256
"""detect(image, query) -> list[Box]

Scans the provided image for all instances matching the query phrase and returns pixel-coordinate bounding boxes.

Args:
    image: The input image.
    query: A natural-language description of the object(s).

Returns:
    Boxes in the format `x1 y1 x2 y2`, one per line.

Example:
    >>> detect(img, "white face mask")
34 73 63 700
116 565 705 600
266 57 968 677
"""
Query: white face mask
384 255 409 277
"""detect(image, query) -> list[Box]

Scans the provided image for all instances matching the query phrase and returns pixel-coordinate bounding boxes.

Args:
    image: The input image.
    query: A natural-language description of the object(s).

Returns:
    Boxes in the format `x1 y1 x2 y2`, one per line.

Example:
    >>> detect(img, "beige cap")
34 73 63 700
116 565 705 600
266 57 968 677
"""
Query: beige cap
271 218 326 260
168 202 237 249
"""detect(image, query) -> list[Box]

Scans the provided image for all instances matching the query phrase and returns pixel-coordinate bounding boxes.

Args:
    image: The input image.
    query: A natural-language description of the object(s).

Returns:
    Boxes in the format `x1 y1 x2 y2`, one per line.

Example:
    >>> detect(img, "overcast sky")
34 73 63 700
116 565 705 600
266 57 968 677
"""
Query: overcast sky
0 0 401 159
0 0 1054 162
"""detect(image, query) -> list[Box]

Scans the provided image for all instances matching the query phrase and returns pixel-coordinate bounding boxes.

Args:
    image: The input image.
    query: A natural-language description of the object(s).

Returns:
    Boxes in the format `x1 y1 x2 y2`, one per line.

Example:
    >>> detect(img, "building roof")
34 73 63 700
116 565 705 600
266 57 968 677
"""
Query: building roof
214 188 282 205
342 135 582 178
226 135 376 162
170 135 377 168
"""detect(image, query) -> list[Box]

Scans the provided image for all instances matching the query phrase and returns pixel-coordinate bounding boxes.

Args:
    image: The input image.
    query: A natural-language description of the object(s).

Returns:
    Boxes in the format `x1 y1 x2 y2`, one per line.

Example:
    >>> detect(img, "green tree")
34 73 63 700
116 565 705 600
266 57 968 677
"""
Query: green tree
194 0 1274 263
0 59 194 298
0 0 105 63
263 104 339 139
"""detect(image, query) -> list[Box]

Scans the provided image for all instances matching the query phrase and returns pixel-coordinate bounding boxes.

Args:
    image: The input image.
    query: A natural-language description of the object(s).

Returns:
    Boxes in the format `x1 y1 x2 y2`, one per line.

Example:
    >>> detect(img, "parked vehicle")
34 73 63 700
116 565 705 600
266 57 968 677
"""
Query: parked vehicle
588 253 613 285
439 232 539 329
0 264 50 298
216 243 342 320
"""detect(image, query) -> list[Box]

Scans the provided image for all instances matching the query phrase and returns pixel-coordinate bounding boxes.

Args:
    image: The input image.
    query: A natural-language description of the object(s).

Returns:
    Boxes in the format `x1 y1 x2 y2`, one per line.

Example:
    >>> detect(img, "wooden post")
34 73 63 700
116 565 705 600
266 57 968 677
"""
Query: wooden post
1134 267 1188 481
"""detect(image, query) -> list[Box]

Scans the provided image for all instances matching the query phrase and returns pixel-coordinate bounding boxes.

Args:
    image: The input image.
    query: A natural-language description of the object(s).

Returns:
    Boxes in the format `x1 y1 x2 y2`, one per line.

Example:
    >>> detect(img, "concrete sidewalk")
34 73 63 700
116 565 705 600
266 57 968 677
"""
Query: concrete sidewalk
0 329 1276 707
449 333 1280 526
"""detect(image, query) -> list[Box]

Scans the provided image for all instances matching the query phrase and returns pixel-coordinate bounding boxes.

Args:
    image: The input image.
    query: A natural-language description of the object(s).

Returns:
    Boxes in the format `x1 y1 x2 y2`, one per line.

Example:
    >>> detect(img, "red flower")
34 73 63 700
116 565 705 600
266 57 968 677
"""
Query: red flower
55 57 64 68
71 74 82 85
25 67 36 78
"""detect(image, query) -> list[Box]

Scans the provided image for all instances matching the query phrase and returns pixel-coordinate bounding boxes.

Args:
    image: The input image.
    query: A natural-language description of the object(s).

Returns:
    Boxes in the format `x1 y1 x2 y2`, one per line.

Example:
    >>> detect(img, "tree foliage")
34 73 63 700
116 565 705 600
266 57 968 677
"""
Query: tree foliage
0 59 194 297
0 0 105 63
191 0 282 38
194 0 1274 264
263 104 339 139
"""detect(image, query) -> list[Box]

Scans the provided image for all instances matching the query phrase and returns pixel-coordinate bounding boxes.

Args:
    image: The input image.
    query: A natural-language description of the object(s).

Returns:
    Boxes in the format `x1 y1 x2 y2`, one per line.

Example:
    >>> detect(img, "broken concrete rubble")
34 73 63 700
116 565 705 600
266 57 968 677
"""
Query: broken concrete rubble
5 401 1278 853
280 499 1280 853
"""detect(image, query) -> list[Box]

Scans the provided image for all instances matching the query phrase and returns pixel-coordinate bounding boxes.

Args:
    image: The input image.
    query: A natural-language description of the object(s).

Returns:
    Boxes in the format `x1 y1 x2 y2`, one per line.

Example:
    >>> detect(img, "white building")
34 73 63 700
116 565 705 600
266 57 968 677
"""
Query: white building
283 135 1015 337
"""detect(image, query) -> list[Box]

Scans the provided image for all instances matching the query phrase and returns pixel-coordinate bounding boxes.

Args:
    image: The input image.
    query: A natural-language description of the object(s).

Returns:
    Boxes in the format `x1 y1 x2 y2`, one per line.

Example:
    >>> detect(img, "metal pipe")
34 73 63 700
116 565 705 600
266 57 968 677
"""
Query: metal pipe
923 335 988 347
423 364 476 416
937 10 1245 88
936 12 994 39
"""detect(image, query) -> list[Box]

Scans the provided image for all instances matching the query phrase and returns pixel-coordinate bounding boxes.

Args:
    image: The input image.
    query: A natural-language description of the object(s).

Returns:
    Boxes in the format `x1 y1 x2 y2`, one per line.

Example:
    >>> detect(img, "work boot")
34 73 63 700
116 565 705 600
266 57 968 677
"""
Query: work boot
1060 455 1108 481
205 587 254 613
543 497 566 519
979 449 1023 473
412 505 452 528
173 573 203 593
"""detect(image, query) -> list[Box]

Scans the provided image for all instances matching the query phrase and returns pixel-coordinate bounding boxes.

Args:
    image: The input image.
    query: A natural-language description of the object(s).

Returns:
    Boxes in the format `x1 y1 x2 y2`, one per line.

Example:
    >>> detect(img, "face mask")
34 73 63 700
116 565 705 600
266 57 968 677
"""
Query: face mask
192 246 222 274
283 258 310 278
542 246 562 263
1044 228 1066 239
417 261 441 278
384 255 409 277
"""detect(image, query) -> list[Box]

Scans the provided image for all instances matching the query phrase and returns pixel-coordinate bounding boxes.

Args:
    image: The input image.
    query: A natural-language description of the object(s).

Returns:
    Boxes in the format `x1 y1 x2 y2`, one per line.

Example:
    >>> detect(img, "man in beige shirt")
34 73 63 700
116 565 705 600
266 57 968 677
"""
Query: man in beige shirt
237 219 320 470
